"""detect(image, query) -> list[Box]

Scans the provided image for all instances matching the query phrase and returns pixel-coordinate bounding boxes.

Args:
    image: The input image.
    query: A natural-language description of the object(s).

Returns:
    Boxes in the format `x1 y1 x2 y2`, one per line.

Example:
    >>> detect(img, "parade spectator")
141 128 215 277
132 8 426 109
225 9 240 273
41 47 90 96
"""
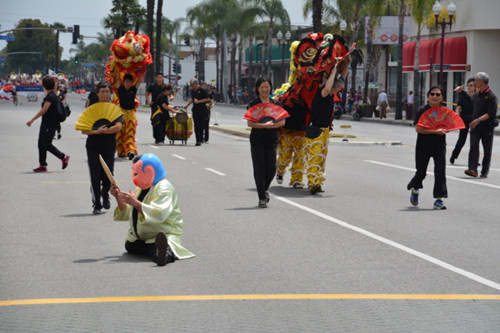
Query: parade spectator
377 89 388 119
464 72 498 178
86 82 100 108
407 86 448 210
450 79 475 164
406 91 414 120
26 75 70 172
247 77 285 208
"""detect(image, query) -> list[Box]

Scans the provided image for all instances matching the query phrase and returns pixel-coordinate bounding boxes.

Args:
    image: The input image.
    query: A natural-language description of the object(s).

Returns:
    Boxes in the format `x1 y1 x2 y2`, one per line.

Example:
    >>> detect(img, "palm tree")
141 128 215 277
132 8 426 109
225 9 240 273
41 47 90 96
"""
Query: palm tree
395 0 406 119
410 0 434 113
362 0 385 105
155 0 163 74
146 0 155 84
248 0 290 76
312 0 323 32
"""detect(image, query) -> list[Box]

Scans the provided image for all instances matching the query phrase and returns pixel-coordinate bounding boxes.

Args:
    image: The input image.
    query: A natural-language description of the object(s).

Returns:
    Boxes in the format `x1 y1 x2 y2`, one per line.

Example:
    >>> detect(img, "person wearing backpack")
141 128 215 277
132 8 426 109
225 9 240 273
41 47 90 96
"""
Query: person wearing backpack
26 75 70 172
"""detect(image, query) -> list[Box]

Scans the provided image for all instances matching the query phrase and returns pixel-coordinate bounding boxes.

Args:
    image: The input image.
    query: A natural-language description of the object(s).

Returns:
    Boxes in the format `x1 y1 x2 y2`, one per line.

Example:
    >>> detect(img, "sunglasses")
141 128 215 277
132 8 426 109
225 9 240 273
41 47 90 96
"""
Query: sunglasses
429 93 442 96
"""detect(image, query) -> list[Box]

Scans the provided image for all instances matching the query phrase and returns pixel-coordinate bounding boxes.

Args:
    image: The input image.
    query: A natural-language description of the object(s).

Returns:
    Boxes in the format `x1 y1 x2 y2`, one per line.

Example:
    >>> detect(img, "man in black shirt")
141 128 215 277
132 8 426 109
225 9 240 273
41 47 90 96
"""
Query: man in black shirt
146 73 164 113
153 84 180 144
464 72 498 178
184 79 210 146
450 77 475 164
115 72 141 159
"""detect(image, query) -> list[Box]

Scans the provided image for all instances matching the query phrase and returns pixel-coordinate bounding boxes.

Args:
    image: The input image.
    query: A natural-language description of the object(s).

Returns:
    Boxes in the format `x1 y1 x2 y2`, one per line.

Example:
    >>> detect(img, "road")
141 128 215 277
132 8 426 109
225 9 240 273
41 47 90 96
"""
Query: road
0 93 499 332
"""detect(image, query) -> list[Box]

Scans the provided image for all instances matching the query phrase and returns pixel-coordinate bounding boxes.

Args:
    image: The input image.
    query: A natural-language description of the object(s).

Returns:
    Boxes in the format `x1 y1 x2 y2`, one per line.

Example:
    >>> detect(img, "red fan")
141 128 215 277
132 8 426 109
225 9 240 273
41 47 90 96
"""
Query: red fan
417 106 465 131
244 103 290 123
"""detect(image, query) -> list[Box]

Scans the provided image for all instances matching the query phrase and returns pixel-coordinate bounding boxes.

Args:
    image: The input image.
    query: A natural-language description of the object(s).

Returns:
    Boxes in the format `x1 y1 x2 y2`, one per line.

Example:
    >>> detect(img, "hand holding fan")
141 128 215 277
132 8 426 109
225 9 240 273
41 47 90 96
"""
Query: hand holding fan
417 106 465 132
75 102 123 131
244 103 289 123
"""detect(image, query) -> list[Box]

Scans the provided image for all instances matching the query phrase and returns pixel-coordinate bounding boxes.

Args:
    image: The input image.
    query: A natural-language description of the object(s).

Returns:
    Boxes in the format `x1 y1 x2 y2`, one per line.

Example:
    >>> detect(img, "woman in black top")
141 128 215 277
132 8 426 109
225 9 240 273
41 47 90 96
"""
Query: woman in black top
26 75 70 172
407 86 448 210
246 77 285 208
81 82 123 214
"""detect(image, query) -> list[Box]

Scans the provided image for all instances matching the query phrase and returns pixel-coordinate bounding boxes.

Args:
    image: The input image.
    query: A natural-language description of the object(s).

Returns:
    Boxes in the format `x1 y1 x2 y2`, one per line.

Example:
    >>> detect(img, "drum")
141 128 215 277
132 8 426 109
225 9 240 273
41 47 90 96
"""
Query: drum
175 111 188 124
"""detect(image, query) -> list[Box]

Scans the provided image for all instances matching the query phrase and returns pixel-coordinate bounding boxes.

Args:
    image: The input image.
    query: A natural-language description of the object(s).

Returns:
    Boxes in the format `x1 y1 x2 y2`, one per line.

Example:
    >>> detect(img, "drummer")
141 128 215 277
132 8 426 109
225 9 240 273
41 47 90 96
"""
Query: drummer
153 84 181 145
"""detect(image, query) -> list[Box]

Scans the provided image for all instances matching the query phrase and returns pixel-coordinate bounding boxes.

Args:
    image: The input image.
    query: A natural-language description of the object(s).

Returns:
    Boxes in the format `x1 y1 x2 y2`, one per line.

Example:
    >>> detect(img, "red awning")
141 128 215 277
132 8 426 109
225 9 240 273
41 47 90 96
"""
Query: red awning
403 36 467 72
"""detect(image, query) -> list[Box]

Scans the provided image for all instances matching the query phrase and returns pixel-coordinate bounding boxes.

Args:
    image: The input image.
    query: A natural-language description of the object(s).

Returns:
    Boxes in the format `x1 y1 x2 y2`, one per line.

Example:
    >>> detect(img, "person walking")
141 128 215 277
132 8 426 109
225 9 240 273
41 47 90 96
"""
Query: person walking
405 91 414 120
247 77 286 208
153 84 181 144
184 79 210 146
407 86 448 210
450 78 475 164
26 75 70 172
377 90 388 119
464 72 498 178
146 73 164 141
80 82 123 215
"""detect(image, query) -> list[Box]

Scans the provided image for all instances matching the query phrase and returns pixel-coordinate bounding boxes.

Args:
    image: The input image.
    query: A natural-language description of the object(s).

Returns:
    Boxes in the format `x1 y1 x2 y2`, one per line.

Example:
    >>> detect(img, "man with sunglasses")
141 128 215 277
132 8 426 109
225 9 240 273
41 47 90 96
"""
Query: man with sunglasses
462 72 498 178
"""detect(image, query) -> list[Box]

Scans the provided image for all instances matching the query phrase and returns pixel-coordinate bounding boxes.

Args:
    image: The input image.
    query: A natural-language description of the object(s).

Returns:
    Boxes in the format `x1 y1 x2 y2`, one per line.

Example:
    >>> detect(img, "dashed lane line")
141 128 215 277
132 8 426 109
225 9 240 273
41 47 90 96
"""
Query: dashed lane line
205 168 226 176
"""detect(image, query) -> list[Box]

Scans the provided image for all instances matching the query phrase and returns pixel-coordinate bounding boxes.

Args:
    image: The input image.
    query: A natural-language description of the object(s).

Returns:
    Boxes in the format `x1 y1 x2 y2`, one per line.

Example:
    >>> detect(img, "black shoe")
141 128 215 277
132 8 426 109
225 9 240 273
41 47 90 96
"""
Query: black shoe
258 199 268 208
464 169 478 177
195 142 202 146
103 197 111 210
480 174 488 178
93 208 103 215
155 232 175 266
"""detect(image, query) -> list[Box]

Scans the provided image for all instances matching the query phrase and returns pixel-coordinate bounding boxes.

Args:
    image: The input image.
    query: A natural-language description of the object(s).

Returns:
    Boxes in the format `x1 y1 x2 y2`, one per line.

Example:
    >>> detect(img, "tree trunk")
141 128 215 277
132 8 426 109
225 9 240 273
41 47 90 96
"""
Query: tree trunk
413 27 422 116
312 0 323 33
395 0 405 120
200 38 206 82
363 28 373 104
238 40 243 87
267 21 273 76
155 0 163 75
146 0 155 85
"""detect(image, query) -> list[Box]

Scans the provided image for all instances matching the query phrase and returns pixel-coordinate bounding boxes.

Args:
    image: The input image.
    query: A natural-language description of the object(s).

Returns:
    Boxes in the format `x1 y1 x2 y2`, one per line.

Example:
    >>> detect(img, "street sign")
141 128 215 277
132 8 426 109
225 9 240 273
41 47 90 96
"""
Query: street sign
432 64 451 70
0 59 6 63
0 35 15 41
81 63 95 67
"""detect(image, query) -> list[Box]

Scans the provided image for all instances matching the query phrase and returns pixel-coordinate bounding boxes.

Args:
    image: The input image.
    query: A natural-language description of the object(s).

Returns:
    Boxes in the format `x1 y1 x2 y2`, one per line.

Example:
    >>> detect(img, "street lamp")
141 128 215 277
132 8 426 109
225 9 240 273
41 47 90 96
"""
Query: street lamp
277 30 291 83
433 0 456 88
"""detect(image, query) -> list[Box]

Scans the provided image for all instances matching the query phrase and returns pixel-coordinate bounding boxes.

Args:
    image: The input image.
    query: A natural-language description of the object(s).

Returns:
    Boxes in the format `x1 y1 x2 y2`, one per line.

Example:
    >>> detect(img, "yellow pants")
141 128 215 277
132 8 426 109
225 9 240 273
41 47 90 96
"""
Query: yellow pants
304 127 330 187
116 108 138 158
276 128 306 186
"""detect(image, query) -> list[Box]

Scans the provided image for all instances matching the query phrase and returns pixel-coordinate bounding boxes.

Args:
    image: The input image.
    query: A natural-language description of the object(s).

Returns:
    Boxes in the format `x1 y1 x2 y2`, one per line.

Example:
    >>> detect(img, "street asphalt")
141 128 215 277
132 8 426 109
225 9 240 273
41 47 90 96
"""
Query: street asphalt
0 93 499 332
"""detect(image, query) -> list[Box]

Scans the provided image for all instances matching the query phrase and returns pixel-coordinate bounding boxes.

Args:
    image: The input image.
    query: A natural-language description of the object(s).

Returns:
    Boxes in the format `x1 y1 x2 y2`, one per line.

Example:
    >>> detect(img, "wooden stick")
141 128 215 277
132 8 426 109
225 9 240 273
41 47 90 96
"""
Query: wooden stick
99 154 116 185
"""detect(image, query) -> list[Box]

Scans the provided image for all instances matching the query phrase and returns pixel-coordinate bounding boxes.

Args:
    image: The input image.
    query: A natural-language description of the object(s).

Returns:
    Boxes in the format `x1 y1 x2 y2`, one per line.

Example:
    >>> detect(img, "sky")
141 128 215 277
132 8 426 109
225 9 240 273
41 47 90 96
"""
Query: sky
0 0 311 61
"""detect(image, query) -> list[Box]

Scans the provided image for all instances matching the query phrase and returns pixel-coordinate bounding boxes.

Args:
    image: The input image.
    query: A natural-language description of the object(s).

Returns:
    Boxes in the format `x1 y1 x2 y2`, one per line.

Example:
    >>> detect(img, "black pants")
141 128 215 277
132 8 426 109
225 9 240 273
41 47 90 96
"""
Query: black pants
468 127 494 176
407 139 447 198
87 145 114 209
203 110 211 142
125 239 174 264
192 110 205 144
451 127 469 160
38 123 65 166
251 144 277 200
153 117 167 143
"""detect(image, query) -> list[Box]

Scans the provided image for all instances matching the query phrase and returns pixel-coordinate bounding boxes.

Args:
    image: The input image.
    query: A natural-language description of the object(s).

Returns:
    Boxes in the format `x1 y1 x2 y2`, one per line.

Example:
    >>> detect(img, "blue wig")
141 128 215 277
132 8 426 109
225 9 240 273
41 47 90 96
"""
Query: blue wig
134 153 167 185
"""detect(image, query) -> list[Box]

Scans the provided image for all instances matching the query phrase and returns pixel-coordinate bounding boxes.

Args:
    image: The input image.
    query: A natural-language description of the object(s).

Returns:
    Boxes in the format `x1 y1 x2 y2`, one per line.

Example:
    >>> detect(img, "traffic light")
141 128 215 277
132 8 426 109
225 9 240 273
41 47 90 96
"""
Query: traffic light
72 25 80 44
26 23 32 38
184 37 190 46
177 63 181 74
74 56 79 64
195 62 199 73
173 62 177 73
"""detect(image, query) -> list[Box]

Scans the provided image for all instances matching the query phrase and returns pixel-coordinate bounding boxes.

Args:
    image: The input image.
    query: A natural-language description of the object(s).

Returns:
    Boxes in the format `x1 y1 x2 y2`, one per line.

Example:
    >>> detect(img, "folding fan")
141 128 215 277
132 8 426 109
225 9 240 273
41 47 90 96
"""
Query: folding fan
417 106 465 131
244 103 290 123
75 102 123 131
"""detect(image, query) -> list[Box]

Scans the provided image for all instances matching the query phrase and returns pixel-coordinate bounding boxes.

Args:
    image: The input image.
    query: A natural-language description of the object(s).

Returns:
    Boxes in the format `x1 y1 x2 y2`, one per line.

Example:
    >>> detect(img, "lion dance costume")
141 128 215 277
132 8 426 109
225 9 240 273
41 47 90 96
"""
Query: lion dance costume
105 31 152 158
275 32 354 192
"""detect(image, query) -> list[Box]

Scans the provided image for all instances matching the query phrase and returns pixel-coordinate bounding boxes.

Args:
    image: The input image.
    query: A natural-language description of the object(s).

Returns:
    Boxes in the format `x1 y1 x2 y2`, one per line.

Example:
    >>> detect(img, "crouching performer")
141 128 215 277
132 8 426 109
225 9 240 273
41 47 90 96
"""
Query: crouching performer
110 153 195 266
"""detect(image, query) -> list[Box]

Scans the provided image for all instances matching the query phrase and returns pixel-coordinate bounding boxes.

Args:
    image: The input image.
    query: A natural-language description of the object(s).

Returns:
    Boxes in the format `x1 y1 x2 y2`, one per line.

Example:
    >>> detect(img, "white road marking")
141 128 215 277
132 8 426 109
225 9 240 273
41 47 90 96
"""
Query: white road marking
148 145 159 149
205 168 226 176
172 154 186 160
364 160 500 190
272 194 500 291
